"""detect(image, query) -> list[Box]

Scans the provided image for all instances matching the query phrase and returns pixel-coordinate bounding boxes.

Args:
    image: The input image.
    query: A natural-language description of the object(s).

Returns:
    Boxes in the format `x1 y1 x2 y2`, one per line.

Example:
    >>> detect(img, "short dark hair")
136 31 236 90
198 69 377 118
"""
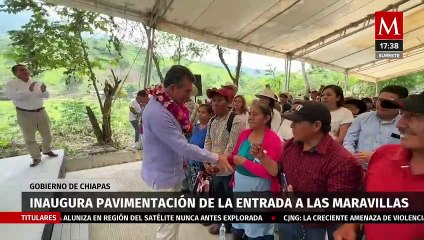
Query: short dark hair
322 85 345 108
163 65 195 88
137 90 147 97
199 103 213 115
379 85 409 99
361 97 373 104
311 90 319 94
279 93 288 98
11 64 26 74
320 123 332 134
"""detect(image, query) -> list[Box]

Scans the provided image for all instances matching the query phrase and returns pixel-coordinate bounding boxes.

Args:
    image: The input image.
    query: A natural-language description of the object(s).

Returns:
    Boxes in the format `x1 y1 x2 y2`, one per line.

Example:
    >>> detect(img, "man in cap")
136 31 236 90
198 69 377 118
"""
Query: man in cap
204 87 246 234
221 82 238 110
343 85 408 169
251 101 362 239
221 82 238 97
334 92 424 240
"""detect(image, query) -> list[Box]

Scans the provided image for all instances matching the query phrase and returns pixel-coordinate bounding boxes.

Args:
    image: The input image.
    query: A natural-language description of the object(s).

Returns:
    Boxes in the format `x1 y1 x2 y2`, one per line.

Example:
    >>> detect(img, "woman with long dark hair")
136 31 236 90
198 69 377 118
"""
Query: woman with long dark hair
232 95 249 129
321 85 354 144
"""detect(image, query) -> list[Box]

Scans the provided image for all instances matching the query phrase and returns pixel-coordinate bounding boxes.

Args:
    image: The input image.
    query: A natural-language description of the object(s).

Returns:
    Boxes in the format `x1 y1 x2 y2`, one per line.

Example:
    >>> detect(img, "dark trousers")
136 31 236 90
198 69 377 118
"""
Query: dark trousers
278 224 337 240
212 175 233 230
130 120 140 142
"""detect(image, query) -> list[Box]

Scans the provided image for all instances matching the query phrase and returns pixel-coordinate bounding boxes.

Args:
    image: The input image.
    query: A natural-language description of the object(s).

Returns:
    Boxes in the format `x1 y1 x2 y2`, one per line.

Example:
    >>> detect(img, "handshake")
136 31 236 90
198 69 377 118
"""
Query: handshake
204 154 232 175
205 143 266 175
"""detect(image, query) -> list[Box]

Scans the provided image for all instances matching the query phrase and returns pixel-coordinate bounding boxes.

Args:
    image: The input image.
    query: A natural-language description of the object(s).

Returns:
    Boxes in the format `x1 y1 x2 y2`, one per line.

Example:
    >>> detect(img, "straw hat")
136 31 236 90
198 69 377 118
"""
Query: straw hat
221 82 238 94
256 88 278 102
190 83 198 97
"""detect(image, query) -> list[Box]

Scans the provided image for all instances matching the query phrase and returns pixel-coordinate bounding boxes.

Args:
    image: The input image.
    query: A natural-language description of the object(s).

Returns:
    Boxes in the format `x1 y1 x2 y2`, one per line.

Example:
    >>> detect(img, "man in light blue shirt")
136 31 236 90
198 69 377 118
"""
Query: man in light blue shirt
344 85 409 168
141 65 231 240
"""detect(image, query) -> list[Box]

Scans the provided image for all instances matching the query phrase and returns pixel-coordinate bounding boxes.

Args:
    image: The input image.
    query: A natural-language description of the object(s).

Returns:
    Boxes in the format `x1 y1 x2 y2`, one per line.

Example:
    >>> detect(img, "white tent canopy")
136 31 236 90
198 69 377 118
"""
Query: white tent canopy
46 0 424 83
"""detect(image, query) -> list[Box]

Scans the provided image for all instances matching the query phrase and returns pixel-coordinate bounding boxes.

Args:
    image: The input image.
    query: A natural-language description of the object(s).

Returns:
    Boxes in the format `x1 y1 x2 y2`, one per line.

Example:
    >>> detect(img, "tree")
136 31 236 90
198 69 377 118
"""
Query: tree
378 71 424 94
264 64 281 93
141 23 210 83
1 0 123 144
217 46 242 86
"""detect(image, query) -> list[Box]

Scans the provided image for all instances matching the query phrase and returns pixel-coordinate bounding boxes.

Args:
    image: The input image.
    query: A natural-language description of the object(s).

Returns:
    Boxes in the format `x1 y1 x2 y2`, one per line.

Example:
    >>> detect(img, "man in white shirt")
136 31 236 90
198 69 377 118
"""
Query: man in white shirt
129 90 149 149
5 64 57 167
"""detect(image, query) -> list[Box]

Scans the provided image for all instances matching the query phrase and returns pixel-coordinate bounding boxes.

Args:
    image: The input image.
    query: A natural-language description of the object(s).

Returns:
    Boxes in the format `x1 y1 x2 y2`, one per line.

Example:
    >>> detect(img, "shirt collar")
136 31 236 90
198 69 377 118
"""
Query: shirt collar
295 134 332 155
393 146 412 166
376 111 400 124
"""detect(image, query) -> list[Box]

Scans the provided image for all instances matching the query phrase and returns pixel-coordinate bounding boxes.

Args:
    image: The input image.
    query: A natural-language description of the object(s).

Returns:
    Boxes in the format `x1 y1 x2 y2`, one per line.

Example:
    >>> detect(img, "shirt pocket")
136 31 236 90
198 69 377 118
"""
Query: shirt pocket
387 133 401 145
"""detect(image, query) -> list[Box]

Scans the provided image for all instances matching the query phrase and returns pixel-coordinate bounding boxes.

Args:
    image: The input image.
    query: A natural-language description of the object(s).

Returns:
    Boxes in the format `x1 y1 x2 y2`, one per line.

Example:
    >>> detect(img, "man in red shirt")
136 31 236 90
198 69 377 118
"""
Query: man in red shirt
252 101 363 239
334 93 424 240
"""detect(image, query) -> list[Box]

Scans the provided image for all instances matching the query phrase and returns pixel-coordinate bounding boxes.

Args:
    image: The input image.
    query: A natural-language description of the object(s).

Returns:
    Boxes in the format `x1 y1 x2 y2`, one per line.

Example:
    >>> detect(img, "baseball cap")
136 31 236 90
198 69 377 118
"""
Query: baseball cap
206 88 234 101
282 101 331 126
380 93 424 114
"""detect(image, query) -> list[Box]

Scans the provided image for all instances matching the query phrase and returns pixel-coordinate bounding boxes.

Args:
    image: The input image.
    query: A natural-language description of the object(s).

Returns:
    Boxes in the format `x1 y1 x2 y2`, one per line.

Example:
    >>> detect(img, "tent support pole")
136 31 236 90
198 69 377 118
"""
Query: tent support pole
375 82 378 96
143 27 152 89
344 71 349 94
284 56 292 92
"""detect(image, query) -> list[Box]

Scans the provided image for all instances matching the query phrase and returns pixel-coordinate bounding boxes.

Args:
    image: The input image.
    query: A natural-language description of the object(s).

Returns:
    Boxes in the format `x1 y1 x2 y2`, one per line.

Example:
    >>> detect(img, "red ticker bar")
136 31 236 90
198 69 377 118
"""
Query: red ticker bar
0 212 61 224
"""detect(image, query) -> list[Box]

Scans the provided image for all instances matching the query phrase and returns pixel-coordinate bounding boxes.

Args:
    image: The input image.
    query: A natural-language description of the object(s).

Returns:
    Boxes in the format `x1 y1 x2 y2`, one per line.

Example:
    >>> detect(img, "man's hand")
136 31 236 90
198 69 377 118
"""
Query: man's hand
250 143 265 159
204 163 219 175
333 224 358 240
216 154 233 173
29 82 37 92
354 151 372 163
40 83 47 93
233 155 246 166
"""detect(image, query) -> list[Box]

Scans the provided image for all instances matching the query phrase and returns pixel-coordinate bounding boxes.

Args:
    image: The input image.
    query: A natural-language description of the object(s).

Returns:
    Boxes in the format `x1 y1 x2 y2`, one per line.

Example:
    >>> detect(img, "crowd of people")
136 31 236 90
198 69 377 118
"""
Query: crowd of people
5 63 423 240
140 65 424 240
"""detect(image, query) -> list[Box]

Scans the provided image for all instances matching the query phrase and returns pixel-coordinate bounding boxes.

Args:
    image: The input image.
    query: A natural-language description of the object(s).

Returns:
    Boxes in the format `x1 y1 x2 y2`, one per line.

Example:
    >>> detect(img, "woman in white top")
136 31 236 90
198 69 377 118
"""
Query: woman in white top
232 95 249 129
321 85 354 144
277 100 303 141
255 88 282 133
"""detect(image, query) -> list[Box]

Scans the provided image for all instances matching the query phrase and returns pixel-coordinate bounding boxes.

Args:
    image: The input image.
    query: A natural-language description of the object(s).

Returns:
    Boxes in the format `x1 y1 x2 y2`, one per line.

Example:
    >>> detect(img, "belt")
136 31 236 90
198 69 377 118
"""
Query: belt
16 107 45 112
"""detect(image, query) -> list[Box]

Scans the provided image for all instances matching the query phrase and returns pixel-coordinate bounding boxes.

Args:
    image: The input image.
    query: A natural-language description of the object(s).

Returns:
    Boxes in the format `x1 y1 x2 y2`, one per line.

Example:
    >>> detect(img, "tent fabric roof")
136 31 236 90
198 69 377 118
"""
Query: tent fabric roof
46 0 424 82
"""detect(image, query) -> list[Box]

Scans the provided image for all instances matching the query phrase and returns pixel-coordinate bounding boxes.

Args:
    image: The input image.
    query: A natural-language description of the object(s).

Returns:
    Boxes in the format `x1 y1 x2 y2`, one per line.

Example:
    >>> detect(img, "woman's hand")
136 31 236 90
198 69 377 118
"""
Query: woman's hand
233 155 246 166
204 163 219 175
250 143 265 159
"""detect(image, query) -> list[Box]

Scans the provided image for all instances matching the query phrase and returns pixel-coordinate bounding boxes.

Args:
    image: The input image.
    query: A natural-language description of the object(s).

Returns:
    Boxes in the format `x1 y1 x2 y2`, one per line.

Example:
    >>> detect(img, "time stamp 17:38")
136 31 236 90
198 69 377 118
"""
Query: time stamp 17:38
375 40 403 51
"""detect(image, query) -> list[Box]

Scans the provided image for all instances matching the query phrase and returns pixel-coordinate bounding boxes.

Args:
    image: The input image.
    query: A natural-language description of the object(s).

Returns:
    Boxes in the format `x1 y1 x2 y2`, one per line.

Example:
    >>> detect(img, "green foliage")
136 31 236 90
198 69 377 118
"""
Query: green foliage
154 31 210 65
0 98 133 158
378 71 424 94
1 0 122 79
54 99 90 135
125 84 137 97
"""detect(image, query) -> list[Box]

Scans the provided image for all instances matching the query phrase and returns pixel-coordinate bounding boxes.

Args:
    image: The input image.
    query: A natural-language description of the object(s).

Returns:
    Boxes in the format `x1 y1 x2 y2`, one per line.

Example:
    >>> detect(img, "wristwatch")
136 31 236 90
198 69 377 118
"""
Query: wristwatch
254 150 267 164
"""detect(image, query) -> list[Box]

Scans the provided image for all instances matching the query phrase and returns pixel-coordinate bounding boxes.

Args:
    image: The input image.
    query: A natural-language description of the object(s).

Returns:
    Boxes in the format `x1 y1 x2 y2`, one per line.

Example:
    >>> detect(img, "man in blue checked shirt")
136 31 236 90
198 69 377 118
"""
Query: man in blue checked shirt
343 85 408 169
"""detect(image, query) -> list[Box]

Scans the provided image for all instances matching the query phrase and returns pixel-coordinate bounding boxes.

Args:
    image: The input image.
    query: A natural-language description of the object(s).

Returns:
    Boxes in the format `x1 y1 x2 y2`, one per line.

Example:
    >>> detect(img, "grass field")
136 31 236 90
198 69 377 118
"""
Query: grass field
0 97 134 158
